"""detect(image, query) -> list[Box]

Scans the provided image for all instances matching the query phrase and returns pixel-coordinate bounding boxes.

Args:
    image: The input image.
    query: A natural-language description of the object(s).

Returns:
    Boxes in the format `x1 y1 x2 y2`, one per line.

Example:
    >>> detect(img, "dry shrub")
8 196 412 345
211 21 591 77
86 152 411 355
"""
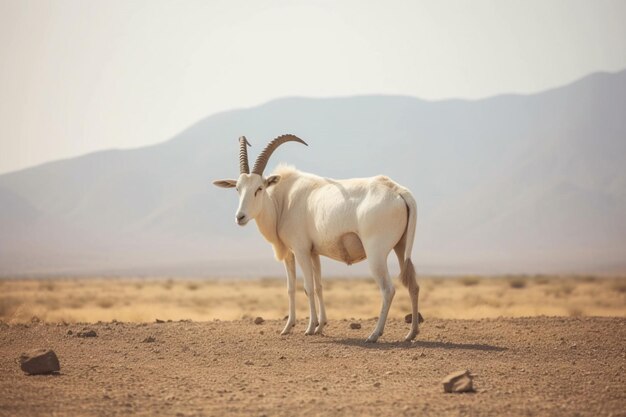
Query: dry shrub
188 296 210 308
38 281 56 292
508 277 527 289
545 283 575 298
96 298 115 309
610 280 626 293
186 282 199 291
35 297 60 311
66 296 86 309
259 277 281 288
430 277 445 286
579 275 597 283
0 297 21 319
533 275 550 285
460 276 480 286
559 283 575 295
567 307 584 317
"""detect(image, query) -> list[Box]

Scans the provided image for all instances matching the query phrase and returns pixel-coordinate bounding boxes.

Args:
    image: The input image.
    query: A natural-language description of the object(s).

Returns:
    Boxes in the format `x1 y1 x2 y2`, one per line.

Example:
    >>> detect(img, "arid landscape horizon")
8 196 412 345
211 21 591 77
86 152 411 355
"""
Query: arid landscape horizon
2 274 625 324
1 274 625 417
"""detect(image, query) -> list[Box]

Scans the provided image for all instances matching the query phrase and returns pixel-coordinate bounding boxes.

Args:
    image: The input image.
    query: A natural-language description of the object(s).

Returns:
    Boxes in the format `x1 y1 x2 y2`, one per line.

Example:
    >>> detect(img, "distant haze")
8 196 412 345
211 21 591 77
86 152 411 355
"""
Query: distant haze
1 1 626 174
1 71 625 277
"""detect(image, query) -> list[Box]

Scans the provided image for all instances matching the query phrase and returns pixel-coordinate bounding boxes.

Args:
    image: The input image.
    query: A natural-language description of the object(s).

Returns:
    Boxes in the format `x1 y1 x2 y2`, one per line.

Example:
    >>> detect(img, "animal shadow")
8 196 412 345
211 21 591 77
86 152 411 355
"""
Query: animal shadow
319 337 507 352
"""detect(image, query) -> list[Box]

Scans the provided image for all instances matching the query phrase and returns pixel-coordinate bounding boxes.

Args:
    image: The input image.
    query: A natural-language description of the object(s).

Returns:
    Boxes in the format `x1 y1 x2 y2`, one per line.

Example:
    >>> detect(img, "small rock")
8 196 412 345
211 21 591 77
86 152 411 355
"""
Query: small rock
373 382 381 388
404 313 425 324
67 330 73 335
244 360 254 366
142 336 156 343
442 370 474 393
19 349 60 375
155 319 165 324
254 317 265 325
77 329 97 338
349 322 361 330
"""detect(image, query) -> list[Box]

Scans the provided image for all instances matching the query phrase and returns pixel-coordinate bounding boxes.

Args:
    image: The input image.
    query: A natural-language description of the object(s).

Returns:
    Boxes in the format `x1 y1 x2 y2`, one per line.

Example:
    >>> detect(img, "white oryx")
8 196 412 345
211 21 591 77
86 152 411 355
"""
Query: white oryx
213 135 421 342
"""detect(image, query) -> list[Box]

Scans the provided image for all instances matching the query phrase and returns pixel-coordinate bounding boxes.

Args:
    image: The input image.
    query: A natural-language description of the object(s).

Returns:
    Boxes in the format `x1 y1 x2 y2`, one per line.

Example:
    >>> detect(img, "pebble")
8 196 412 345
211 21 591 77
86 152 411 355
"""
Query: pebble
142 336 156 343
254 317 265 325
404 313 425 324
19 349 60 375
349 323 361 330
442 370 474 393
77 329 97 338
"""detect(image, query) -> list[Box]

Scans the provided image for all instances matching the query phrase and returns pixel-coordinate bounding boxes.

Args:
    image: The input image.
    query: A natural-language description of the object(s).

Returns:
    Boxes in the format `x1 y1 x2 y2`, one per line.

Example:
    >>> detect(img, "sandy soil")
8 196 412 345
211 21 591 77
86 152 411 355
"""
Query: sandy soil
1 317 625 417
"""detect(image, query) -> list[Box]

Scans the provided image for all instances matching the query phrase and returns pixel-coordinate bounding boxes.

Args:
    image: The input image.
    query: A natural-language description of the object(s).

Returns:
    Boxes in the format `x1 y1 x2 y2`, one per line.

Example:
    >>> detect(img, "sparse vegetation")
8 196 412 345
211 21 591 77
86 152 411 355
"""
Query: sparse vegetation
0 276 623 323
610 280 626 293
567 306 584 317
508 277 527 289
460 276 480 286
96 298 115 309
0 297 21 318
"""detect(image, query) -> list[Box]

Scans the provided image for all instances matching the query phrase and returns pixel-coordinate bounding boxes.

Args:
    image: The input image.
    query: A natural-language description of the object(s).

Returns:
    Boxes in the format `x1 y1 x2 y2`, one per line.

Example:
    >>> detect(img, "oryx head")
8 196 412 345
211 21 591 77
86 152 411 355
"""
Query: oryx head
213 134 307 226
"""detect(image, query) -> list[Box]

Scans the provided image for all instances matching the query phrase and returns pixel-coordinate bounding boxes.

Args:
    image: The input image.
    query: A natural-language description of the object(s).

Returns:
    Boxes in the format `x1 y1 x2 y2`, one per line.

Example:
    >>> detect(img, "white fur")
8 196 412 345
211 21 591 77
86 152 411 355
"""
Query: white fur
214 164 420 342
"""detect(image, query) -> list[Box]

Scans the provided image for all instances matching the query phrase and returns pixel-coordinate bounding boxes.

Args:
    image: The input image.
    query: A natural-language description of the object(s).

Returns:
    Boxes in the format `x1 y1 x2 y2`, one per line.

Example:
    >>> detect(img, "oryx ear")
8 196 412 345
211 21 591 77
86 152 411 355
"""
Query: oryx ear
213 179 237 188
265 175 281 187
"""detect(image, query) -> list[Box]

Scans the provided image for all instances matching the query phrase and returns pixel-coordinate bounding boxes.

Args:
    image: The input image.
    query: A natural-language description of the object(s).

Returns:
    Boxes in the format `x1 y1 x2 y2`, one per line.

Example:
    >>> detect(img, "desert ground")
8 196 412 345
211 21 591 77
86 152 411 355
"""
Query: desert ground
1 275 625 416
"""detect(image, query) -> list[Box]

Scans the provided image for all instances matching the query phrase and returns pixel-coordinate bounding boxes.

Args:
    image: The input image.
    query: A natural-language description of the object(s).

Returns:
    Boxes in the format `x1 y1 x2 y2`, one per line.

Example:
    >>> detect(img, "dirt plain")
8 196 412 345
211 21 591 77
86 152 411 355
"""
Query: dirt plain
1 276 625 416
0 316 625 416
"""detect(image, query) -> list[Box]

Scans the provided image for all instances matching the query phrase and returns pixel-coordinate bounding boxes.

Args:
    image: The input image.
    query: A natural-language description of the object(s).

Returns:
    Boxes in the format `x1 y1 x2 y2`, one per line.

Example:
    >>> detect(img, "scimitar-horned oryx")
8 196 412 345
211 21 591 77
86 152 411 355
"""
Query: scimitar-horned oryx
213 135 422 342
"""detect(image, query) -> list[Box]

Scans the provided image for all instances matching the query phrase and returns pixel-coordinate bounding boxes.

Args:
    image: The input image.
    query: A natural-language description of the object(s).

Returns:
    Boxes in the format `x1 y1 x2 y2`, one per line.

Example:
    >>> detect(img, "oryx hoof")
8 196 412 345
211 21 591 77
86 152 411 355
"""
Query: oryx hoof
404 328 419 341
281 322 295 335
365 332 381 343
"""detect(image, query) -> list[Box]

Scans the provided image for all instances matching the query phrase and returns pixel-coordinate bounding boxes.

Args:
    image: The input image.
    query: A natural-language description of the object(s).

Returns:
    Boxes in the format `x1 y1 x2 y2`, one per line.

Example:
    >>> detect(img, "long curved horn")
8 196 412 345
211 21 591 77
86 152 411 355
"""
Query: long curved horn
239 136 251 174
252 134 308 175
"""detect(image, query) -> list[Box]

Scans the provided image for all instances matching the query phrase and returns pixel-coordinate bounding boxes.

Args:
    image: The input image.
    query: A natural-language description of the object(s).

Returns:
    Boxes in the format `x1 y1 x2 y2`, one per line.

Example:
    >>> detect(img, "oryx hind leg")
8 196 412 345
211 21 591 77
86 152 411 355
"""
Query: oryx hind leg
364 244 395 343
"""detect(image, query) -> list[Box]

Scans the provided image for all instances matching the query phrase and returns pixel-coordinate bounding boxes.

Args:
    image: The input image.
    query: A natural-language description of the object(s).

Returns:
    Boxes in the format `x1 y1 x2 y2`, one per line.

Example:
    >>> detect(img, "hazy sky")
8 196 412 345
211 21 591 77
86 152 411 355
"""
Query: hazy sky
1 0 625 174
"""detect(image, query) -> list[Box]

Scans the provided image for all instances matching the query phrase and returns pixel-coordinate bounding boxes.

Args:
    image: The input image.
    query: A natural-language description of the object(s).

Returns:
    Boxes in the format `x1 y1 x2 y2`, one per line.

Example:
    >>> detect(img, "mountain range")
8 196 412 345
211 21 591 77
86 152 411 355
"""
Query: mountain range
1 70 625 277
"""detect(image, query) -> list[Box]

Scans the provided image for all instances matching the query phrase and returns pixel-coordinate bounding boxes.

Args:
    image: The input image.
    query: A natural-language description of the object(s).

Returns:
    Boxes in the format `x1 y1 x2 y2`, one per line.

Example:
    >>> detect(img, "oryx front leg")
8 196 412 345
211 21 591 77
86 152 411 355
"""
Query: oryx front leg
294 250 318 335
312 253 327 334
281 252 297 335
365 250 395 343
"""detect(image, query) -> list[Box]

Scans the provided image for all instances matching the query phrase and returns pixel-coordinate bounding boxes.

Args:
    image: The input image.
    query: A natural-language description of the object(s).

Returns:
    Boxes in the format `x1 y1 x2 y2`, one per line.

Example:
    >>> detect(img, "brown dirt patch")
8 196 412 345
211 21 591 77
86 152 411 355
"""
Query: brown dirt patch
1 317 624 416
